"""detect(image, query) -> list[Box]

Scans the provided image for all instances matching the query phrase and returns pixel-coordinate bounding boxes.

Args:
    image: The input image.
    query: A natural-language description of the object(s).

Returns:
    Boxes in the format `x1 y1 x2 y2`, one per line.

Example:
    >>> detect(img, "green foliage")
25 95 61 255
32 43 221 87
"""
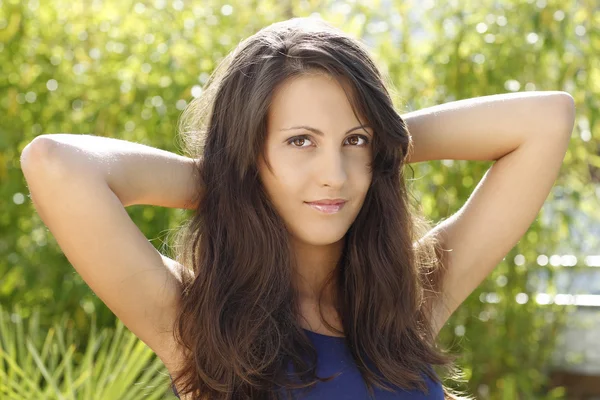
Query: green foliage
1 0 597 398
0 304 175 399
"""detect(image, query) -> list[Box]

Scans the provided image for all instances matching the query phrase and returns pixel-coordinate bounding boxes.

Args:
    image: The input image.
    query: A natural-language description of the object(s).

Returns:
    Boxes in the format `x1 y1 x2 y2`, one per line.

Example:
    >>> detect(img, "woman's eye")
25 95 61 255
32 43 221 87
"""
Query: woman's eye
288 136 310 147
287 135 369 148
347 135 369 146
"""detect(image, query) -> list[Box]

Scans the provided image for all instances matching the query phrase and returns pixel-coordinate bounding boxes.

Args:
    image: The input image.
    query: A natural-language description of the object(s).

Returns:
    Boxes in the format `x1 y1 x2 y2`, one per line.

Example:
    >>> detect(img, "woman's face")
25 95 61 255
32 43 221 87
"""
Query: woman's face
258 73 373 246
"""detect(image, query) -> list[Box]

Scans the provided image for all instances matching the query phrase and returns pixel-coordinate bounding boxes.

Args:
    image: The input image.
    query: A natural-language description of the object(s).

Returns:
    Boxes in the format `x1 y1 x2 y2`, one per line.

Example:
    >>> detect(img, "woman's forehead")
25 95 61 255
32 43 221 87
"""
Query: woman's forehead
267 75 366 129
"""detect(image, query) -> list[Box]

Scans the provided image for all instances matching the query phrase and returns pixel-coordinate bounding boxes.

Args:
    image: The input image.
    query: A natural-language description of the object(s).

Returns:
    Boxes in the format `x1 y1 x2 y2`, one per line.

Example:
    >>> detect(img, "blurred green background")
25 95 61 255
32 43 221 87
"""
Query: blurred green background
1 0 599 398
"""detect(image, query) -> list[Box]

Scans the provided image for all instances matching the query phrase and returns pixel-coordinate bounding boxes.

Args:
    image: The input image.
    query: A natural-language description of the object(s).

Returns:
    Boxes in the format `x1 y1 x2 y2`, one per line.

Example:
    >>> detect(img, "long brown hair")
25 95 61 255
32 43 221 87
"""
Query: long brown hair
169 17 472 400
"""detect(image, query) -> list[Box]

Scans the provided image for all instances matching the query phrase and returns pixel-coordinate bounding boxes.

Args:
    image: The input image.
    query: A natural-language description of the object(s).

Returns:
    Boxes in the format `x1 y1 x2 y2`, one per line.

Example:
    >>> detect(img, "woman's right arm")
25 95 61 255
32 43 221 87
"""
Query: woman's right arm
20 134 197 373
21 134 203 209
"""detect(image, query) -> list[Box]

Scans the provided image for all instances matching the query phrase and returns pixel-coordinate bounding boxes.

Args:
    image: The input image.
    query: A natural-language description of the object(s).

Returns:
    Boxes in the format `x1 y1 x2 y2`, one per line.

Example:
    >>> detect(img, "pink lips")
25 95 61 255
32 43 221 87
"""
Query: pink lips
305 201 346 214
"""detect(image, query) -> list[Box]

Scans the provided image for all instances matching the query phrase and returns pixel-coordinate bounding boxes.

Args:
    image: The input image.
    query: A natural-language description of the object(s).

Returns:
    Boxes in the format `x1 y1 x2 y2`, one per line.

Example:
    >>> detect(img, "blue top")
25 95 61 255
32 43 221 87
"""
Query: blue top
169 329 444 399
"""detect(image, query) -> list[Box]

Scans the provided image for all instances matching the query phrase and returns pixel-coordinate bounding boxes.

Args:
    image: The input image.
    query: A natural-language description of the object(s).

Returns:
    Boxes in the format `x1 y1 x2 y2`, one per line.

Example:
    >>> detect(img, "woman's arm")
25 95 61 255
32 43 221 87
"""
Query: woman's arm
21 134 203 209
401 90 574 164
400 91 575 336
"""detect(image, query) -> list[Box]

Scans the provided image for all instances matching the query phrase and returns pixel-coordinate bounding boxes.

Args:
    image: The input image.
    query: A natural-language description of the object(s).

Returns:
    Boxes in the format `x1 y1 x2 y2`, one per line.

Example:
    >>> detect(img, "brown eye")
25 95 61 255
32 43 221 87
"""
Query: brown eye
346 135 369 146
287 135 312 148
292 138 306 147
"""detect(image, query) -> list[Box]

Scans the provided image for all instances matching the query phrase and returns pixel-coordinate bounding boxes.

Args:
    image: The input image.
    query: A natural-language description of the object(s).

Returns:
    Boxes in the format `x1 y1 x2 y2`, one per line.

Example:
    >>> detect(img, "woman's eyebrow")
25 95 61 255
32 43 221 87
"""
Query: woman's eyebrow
279 125 372 136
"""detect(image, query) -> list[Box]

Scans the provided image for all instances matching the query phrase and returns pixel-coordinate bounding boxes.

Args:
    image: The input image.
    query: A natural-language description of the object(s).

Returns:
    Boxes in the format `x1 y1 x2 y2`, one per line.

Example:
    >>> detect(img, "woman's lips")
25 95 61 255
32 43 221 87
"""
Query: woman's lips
305 201 346 214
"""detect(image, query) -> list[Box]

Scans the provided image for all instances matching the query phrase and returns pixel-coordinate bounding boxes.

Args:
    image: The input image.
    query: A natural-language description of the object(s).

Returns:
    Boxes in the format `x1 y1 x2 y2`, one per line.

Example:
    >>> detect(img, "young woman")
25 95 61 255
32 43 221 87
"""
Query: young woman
20 17 575 400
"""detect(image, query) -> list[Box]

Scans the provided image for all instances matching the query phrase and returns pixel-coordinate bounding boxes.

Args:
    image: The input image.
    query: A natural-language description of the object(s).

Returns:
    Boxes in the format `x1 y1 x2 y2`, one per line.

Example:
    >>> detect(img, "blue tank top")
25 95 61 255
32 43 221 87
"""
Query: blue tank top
169 329 444 399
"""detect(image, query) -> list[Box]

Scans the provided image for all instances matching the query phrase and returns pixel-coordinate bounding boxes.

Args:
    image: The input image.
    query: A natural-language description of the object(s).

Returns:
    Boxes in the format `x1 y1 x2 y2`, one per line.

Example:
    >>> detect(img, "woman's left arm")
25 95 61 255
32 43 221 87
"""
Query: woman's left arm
401 91 576 337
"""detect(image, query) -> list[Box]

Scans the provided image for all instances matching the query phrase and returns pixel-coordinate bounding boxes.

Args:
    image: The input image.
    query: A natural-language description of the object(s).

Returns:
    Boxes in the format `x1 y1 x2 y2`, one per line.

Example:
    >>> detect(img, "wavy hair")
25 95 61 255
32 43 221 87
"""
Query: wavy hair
168 17 472 400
